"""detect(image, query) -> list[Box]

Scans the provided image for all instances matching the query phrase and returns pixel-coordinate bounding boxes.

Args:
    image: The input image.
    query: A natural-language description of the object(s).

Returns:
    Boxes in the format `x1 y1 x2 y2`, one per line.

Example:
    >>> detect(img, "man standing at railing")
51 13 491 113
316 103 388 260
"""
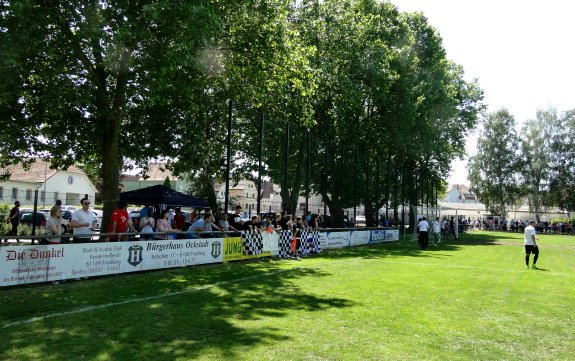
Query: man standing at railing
71 197 95 243
108 200 138 242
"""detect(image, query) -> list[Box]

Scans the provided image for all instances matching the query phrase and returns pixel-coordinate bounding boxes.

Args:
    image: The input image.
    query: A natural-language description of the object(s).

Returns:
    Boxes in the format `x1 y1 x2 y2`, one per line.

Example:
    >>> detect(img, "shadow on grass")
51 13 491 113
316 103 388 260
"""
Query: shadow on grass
0 231 528 359
0 262 354 360
317 231 523 263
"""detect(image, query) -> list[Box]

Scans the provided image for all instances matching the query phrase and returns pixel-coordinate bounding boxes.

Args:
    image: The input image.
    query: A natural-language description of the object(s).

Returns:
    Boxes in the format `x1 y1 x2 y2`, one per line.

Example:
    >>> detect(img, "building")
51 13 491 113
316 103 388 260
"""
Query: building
121 163 191 193
436 184 566 222
216 179 325 215
0 159 97 208
444 184 479 204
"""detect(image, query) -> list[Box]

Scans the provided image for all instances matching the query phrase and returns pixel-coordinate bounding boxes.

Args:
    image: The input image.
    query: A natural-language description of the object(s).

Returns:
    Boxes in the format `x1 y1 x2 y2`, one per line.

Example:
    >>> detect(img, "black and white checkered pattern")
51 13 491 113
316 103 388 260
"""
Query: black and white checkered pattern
241 230 263 255
278 230 292 258
309 229 321 254
297 230 309 256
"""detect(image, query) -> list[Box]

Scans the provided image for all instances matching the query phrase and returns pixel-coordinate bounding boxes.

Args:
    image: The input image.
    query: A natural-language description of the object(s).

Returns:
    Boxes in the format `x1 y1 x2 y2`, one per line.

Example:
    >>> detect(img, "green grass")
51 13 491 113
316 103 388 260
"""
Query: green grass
1 231 574 361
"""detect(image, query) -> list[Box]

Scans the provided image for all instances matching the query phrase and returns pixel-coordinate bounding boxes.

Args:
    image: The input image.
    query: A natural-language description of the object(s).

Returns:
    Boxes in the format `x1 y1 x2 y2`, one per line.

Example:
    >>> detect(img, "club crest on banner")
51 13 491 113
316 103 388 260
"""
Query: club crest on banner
211 241 222 259
127 244 143 266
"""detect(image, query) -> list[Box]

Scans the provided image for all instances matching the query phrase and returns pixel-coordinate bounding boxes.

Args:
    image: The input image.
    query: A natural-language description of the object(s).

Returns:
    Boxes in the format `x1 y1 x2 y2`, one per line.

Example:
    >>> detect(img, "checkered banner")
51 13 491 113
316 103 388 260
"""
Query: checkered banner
278 230 293 258
297 229 321 256
309 229 321 254
241 230 263 255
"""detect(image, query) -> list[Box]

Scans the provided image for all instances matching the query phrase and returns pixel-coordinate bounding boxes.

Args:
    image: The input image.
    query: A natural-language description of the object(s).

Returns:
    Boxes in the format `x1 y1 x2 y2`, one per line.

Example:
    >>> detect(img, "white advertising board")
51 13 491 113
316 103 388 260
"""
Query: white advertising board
320 230 351 249
0 238 223 287
349 230 371 247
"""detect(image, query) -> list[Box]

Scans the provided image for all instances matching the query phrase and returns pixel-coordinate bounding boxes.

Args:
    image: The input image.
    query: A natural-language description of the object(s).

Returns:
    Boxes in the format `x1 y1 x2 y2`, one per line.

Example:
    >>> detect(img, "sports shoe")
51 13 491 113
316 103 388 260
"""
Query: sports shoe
531 264 539 269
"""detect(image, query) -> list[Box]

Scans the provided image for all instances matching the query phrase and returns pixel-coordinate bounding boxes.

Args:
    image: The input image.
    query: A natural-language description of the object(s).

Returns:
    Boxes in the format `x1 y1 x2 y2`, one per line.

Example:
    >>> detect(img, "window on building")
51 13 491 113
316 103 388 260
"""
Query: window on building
0 186 3 199
12 187 18 200
26 189 32 201
54 192 59 202
40 191 46 201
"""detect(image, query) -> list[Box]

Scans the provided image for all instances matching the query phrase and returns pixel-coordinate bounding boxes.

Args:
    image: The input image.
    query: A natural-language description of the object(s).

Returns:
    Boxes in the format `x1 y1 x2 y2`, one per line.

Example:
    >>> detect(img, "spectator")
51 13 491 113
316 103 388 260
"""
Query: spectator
52 199 62 212
173 207 186 238
218 213 238 235
271 213 283 232
139 204 151 219
214 207 223 224
5 201 20 242
229 205 245 231
296 216 309 257
309 213 319 230
261 215 273 229
108 200 138 242
157 210 175 239
45 207 63 245
140 209 155 241
279 211 289 231
417 217 429 249
71 197 95 243
432 216 441 246
449 217 458 240
188 213 213 238
167 208 175 227
304 211 312 228
189 208 198 223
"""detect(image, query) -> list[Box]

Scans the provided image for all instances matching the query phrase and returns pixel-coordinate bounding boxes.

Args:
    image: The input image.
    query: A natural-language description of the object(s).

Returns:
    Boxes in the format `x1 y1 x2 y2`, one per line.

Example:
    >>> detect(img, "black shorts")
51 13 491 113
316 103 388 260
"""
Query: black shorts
294 238 301 249
525 245 539 254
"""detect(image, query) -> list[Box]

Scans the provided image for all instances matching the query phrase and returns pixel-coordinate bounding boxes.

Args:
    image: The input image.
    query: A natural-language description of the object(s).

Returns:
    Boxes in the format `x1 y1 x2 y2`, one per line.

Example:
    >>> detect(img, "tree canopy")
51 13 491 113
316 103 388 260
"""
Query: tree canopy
0 0 485 229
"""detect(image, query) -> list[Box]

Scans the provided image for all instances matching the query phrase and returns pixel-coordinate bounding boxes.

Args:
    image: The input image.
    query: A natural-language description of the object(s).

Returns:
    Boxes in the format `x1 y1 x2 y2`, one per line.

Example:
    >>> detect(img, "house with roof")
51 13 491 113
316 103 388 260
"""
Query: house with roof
444 184 478 204
121 163 191 193
0 159 97 208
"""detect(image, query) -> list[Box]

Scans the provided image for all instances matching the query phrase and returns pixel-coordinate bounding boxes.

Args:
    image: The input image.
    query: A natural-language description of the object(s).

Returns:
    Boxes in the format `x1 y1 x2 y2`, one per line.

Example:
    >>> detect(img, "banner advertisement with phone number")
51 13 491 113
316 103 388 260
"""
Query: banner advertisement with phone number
1 229 399 287
0 238 223 287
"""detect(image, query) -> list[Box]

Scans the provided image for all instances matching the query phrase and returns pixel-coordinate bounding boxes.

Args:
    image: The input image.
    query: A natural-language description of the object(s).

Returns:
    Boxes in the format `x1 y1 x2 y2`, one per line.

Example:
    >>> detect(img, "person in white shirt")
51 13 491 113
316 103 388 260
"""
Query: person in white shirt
71 197 95 243
431 217 441 246
417 217 430 249
524 220 540 269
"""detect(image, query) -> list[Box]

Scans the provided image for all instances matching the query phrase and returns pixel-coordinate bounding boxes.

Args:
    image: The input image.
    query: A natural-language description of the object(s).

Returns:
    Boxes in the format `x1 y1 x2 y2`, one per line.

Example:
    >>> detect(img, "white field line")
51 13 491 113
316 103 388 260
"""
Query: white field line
1 268 295 329
2 259 572 329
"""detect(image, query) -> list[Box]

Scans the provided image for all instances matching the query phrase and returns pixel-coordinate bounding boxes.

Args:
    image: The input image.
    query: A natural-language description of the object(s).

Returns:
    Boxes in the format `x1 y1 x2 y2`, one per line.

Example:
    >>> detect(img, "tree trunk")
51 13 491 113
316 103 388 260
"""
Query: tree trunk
99 50 129 236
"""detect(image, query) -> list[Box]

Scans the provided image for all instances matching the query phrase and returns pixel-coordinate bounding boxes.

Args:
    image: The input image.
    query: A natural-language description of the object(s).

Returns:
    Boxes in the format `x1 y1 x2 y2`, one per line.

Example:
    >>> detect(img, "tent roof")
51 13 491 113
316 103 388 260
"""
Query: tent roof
120 185 209 208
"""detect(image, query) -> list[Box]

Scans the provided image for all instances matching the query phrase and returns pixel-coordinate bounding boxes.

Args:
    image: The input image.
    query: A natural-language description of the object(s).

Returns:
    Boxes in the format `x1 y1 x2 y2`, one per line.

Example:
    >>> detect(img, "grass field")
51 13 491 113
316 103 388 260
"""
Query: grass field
1 231 574 361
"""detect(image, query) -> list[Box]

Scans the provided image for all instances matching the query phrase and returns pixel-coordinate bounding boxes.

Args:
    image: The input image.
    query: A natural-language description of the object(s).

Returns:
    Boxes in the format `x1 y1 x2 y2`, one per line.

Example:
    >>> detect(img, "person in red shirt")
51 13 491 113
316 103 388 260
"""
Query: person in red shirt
173 207 186 239
108 200 138 241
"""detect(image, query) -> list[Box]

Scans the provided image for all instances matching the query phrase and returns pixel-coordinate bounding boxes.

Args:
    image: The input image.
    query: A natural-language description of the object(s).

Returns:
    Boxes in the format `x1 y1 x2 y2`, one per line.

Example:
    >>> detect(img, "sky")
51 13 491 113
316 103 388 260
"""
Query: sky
390 0 575 185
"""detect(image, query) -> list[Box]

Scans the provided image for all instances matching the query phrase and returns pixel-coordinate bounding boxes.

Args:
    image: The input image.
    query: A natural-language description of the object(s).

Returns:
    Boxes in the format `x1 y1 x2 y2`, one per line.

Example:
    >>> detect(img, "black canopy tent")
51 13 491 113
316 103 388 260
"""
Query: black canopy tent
119 185 209 208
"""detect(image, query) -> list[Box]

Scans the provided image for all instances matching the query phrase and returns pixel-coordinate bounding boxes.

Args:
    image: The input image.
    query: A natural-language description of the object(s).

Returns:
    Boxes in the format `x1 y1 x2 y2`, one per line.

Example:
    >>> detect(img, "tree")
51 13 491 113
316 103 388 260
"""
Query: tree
518 110 556 220
0 1 226 229
163 176 172 189
468 109 521 218
548 109 575 210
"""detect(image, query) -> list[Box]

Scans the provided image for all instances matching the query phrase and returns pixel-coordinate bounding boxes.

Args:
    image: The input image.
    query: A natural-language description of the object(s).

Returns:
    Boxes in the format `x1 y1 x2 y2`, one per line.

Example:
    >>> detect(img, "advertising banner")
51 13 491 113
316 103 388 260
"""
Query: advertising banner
368 229 400 243
349 230 370 247
1 229 398 287
262 231 280 256
383 229 400 241
223 237 271 262
1 238 224 287
320 230 351 249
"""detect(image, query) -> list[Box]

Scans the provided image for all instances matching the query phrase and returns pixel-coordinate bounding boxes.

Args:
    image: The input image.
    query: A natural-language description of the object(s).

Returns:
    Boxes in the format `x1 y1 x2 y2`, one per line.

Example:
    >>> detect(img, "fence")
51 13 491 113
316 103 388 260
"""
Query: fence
0 228 399 287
